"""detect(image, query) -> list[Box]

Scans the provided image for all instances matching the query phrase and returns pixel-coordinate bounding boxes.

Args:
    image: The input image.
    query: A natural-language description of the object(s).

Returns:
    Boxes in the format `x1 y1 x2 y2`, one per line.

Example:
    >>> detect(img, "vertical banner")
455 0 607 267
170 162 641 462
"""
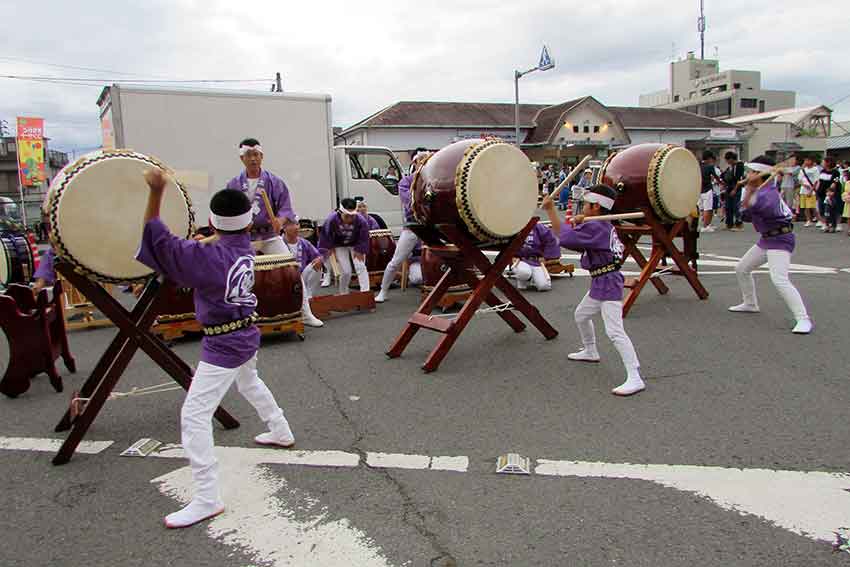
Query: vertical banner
16 117 46 187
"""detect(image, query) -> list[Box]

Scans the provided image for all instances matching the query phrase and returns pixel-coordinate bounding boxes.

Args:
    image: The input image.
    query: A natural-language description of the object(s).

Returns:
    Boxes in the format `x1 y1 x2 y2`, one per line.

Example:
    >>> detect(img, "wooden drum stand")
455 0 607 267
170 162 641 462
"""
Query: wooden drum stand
386 219 558 372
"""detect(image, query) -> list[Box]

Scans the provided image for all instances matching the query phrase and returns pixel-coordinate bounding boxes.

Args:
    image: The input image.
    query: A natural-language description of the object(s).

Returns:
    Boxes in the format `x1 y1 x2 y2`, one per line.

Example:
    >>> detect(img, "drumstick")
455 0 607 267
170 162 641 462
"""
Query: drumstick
577 212 645 223
259 189 276 224
546 155 592 201
198 234 219 244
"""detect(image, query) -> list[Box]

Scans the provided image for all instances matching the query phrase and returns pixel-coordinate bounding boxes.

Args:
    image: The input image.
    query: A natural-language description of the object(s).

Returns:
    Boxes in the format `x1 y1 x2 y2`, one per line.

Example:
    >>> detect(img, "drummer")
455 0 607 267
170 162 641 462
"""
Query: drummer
281 219 324 327
407 240 423 286
226 137 296 254
375 148 430 303
513 221 560 291
356 199 381 230
31 246 55 294
318 198 371 294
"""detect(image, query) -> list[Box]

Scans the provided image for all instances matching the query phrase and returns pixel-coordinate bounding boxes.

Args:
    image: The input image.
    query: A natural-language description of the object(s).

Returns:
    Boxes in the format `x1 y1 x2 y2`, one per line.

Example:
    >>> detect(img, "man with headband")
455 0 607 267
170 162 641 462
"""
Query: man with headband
729 155 812 334
318 197 371 294
226 137 296 254
137 173 297 528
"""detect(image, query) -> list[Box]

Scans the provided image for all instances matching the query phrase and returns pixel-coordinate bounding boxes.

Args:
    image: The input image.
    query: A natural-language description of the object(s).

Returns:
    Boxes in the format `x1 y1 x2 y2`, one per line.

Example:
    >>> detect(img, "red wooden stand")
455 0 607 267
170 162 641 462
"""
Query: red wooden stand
0 282 75 397
616 211 707 317
52 262 239 466
386 219 558 372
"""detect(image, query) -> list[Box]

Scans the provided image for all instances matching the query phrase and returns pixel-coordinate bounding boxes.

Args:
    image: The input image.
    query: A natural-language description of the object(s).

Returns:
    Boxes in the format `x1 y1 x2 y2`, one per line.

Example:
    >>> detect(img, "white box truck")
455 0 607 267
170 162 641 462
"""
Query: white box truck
96 85 405 230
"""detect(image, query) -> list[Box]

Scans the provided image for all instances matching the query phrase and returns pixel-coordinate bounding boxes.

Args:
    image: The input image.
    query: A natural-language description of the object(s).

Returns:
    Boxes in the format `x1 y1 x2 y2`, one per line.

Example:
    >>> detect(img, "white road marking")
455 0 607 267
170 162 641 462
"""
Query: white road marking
536 459 850 542
430 456 469 472
0 436 113 454
367 452 431 470
153 444 360 468
153 462 395 567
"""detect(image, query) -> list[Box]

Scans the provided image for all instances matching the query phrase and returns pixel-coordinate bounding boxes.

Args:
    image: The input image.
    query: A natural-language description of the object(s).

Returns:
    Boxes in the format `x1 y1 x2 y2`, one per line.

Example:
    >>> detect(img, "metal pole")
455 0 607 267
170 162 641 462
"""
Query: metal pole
514 71 520 147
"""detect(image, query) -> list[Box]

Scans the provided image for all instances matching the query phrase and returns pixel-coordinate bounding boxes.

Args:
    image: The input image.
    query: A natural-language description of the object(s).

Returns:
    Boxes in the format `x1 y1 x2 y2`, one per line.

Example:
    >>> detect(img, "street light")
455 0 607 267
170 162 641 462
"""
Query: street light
514 45 555 148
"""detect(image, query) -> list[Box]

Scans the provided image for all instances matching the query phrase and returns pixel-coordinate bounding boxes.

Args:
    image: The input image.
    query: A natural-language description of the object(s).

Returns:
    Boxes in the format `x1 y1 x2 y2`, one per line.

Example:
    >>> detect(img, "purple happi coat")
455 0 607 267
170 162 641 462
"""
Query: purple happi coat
318 211 370 257
741 182 795 253
559 220 624 301
34 246 56 284
136 218 259 368
517 222 561 267
225 170 296 241
361 213 380 230
398 174 415 223
283 236 320 273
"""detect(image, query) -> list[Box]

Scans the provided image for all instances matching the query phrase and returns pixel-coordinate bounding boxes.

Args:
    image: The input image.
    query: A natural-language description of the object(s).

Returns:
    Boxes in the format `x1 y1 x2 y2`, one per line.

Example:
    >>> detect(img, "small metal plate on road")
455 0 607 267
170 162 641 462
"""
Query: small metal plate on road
121 438 162 457
496 453 531 475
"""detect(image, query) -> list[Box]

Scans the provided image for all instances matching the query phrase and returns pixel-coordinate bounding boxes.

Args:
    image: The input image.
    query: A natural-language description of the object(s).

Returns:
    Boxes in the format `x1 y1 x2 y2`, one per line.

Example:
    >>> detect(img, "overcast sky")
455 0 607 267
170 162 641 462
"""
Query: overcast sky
2 0 847 152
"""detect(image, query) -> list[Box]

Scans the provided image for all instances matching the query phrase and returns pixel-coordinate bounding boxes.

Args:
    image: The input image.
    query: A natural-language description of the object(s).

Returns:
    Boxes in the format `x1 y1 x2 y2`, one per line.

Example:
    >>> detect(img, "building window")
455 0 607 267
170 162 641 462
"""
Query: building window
733 82 741 89
703 98 732 118
759 100 765 113
593 125 600 133
689 91 697 99
583 125 589 133
673 95 680 102
573 125 579 133
741 98 757 108
6 142 16 152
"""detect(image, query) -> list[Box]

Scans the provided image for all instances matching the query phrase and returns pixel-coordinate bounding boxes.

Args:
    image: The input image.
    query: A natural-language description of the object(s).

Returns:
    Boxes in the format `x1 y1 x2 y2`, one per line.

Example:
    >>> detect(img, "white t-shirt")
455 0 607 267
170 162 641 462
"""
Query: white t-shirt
246 177 260 200
780 166 799 189
798 166 820 195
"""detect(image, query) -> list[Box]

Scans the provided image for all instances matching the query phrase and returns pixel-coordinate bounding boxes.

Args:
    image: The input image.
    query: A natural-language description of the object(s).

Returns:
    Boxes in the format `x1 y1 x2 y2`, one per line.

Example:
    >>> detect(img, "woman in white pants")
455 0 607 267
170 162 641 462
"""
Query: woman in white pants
376 150 430 303
318 198 370 295
730 156 812 334
281 220 324 327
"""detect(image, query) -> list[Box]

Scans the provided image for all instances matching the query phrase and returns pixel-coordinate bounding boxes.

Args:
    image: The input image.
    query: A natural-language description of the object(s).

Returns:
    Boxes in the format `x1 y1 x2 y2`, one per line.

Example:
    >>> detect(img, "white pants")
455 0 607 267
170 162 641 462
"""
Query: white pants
301 264 322 318
408 262 423 286
182 355 290 505
735 245 809 320
334 247 369 294
514 260 552 291
574 292 639 371
379 229 420 293
252 236 287 255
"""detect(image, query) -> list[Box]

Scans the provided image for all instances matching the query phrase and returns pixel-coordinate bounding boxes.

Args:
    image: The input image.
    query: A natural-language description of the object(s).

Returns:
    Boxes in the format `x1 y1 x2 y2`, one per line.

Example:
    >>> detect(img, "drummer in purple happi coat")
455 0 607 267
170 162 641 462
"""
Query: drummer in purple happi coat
513 221 560 291
226 137 296 255
729 155 812 334
281 218 324 327
32 246 55 294
318 197 370 294
356 200 381 230
542 184 645 397
136 170 296 529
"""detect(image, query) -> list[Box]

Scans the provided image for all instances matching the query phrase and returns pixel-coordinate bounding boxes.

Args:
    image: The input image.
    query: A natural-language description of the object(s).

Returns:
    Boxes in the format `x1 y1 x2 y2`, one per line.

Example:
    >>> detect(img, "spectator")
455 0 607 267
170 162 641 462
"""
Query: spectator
820 157 842 233
842 169 850 236
776 155 800 215
571 169 593 215
699 150 720 232
722 151 746 230
557 165 570 210
798 156 820 227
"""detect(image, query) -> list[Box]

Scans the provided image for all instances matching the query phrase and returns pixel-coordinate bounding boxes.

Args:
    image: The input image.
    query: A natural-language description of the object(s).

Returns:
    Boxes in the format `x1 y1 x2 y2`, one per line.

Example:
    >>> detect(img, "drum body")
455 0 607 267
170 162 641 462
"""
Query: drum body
599 143 701 224
411 139 538 241
0 232 35 287
254 253 303 324
47 149 194 284
366 229 396 273
156 285 196 323
420 246 473 292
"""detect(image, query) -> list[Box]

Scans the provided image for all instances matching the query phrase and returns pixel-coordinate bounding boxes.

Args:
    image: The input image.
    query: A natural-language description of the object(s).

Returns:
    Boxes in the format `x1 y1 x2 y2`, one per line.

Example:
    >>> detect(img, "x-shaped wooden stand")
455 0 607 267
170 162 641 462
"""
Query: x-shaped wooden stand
52 262 239 465
616 211 708 318
386 219 558 372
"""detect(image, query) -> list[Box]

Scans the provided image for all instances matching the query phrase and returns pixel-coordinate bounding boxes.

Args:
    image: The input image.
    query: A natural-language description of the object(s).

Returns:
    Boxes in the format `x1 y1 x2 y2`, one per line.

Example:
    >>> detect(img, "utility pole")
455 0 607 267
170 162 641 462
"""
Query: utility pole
698 0 706 60
275 72 283 93
514 46 555 148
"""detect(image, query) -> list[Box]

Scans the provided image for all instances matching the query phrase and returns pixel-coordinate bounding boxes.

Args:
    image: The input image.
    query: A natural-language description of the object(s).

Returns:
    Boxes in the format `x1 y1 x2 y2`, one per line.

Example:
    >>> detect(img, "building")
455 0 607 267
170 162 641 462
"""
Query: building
338 97 742 169
826 120 850 162
639 52 795 120
724 106 832 161
0 136 69 227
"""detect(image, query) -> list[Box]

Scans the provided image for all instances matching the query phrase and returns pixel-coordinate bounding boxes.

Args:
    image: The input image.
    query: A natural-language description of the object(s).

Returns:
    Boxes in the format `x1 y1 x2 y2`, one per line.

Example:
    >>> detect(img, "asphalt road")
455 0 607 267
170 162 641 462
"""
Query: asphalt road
1 226 849 566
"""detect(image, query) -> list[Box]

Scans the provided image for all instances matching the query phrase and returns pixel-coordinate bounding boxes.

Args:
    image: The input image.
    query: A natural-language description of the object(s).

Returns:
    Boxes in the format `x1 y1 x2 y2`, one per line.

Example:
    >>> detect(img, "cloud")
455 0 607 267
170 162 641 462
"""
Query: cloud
0 0 846 152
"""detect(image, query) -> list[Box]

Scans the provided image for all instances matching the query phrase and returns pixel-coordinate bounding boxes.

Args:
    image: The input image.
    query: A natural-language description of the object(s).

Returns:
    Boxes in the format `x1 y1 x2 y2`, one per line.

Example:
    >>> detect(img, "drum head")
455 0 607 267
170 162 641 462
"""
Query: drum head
254 252 297 270
0 327 9 380
456 142 537 240
0 239 9 286
649 146 701 222
49 150 193 283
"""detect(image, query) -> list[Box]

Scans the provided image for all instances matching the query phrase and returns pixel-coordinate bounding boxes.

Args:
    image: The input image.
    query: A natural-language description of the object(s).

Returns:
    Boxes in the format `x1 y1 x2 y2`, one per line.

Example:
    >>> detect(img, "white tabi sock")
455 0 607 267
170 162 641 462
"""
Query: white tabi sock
567 346 600 362
612 368 646 397
165 498 224 529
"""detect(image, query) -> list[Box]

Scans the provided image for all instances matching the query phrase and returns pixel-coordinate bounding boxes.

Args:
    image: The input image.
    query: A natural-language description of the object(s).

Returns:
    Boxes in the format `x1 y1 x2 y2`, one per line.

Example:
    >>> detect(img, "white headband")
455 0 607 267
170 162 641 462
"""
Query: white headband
338 205 357 215
211 210 252 231
745 162 773 173
239 145 263 156
583 192 615 210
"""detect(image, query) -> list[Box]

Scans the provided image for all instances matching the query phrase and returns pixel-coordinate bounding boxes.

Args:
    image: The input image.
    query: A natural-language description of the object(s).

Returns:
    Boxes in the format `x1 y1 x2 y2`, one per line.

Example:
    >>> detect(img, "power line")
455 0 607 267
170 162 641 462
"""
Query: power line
1 73 270 84
0 55 170 77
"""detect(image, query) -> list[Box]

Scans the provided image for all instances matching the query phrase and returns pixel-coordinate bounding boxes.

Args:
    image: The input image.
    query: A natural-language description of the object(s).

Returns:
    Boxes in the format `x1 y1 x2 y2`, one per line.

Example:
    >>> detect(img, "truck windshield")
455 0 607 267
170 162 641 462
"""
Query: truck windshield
348 152 401 195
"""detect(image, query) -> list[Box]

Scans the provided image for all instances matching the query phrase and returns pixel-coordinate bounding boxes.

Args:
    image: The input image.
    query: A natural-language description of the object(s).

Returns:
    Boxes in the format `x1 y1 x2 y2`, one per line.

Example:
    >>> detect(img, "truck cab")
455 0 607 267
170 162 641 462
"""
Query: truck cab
333 146 405 232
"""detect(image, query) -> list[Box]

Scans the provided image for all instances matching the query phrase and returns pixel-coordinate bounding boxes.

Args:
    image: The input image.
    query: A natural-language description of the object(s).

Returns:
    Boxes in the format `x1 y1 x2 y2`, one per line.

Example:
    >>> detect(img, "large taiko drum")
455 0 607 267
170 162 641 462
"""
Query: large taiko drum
47 150 194 284
0 232 34 287
254 253 302 324
366 229 396 273
599 143 701 224
411 139 538 241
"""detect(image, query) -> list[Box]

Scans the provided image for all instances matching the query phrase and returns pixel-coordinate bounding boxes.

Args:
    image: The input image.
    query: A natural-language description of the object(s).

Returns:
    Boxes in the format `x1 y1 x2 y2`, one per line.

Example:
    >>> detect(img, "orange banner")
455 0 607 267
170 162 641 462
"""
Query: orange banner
16 117 46 187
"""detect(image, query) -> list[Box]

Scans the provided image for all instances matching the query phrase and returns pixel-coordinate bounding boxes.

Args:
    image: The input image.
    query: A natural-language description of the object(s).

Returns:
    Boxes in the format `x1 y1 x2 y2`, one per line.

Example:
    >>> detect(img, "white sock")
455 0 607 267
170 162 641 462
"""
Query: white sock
165 498 224 529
